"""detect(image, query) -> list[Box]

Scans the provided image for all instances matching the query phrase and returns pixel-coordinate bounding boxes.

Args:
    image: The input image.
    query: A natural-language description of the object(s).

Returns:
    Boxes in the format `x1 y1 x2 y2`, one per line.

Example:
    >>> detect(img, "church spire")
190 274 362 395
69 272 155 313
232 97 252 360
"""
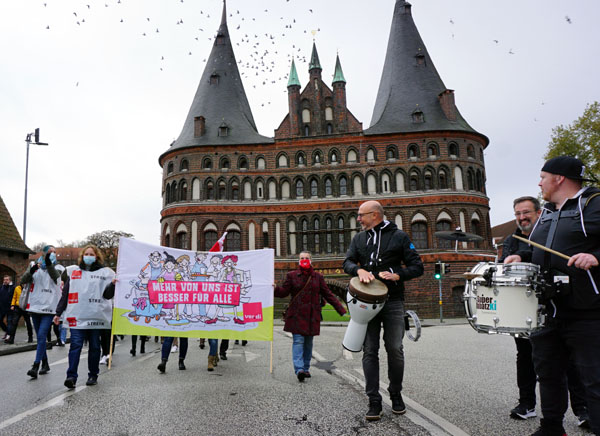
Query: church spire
332 54 346 84
287 58 301 87
160 0 271 158
308 42 322 72
366 1 483 138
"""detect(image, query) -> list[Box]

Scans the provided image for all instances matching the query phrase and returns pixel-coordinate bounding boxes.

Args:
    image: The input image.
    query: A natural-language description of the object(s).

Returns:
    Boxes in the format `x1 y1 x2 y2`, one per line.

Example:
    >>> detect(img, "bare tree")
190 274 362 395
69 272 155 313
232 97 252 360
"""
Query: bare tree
84 230 134 268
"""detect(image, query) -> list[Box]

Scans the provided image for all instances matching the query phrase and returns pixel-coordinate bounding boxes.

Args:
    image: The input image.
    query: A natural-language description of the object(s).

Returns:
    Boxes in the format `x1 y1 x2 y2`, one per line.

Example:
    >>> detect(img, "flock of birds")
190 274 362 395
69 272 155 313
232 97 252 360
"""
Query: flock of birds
37 0 575 118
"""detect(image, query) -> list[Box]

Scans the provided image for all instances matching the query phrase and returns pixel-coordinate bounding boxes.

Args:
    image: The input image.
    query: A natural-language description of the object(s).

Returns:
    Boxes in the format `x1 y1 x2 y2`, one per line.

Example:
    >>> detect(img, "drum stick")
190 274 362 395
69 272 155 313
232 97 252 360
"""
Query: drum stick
513 235 571 261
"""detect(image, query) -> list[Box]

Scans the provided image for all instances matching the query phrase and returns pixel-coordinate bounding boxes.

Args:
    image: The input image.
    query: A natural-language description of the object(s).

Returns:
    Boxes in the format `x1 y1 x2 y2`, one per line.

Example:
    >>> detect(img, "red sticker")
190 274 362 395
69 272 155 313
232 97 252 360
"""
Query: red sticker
68 293 79 304
67 317 77 327
71 270 82 279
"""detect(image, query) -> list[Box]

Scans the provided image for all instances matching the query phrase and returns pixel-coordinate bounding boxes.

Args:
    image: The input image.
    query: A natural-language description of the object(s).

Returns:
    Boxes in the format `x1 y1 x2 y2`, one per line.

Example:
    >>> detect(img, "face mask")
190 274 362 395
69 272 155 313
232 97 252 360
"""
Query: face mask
83 255 96 266
299 259 311 269
49 252 57 264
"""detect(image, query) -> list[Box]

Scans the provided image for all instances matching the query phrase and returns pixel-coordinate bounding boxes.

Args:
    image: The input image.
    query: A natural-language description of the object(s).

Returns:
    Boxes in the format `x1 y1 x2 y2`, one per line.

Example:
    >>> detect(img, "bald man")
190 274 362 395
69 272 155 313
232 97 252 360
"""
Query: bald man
343 200 424 421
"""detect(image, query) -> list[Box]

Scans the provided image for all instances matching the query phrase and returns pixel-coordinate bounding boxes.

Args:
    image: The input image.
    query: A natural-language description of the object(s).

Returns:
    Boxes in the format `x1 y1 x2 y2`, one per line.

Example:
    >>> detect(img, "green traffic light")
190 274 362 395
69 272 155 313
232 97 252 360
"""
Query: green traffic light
434 273 441 280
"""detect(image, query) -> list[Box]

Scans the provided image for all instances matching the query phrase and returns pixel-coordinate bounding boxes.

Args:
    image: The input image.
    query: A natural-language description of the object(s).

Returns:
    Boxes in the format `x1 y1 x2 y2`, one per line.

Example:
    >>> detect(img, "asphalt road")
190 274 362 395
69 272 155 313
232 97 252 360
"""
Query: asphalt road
0 322 590 436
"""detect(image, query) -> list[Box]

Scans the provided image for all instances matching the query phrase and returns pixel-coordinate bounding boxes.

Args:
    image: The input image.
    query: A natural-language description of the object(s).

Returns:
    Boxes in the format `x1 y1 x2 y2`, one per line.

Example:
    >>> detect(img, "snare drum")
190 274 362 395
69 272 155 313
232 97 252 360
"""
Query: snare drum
463 262 543 337
342 277 388 352
503 262 540 279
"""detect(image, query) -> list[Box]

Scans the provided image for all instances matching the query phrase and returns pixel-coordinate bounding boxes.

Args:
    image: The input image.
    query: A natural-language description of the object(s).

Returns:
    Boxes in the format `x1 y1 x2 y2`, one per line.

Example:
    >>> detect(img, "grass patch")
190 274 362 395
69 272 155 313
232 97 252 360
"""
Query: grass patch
322 304 350 322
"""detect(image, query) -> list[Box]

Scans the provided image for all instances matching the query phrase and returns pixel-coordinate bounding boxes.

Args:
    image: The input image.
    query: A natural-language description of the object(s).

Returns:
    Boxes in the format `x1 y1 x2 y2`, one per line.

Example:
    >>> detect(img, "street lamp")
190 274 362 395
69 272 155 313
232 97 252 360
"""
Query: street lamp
23 128 48 244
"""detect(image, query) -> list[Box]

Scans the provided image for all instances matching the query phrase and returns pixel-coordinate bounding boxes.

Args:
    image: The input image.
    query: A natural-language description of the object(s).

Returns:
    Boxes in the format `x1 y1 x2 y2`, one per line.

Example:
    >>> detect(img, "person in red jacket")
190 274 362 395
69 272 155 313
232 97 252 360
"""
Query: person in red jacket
275 251 346 382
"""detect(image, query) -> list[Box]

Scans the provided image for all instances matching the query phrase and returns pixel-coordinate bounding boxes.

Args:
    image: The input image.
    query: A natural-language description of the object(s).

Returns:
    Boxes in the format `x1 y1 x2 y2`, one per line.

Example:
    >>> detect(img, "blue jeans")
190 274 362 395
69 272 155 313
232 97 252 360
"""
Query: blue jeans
208 339 218 356
67 329 101 381
292 334 314 374
531 318 600 434
30 313 54 363
362 298 405 403
161 337 188 360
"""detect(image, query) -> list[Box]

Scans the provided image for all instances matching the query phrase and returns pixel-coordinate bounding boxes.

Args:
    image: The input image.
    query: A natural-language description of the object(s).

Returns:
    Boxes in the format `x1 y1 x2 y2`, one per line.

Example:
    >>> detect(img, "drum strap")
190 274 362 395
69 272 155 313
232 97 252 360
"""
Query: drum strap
283 276 312 317
543 209 561 271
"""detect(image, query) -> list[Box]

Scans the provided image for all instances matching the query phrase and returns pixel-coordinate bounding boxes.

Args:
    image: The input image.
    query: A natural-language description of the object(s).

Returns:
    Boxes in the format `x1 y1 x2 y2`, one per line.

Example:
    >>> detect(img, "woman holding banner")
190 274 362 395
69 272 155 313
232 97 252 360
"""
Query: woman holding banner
53 245 116 389
275 251 346 381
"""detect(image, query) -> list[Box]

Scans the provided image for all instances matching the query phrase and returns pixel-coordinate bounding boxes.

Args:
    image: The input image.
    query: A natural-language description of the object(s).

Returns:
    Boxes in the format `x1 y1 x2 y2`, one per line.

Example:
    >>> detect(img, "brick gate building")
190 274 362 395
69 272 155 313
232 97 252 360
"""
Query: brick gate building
158 1 493 318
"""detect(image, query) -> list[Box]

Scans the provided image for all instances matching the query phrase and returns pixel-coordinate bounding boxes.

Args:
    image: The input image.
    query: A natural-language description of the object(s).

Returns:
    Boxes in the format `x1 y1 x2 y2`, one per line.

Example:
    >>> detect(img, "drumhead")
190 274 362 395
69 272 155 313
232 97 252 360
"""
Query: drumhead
349 277 388 303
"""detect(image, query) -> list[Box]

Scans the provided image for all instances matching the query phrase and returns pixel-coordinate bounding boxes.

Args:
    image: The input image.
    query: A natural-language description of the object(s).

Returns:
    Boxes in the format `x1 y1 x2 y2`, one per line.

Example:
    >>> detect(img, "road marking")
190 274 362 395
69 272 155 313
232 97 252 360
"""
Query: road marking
0 386 87 431
244 351 260 362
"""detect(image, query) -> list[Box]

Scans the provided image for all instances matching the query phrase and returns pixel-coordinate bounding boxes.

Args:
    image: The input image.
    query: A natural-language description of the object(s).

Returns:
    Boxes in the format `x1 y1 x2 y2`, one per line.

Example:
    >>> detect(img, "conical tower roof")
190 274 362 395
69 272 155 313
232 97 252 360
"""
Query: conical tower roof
0 195 31 254
365 1 484 139
308 42 322 71
287 58 301 87
161 1 272 159
332 54 346 84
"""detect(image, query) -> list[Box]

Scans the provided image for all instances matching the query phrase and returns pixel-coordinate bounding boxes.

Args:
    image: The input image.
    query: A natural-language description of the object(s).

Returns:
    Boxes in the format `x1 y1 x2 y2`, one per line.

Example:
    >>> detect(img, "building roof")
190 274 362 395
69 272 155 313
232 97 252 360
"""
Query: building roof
308 42 322 71
332 54 346 84
365 1 485 139
159 1 272 162
0 195 32 254
287 58 301 87
491 219 517 245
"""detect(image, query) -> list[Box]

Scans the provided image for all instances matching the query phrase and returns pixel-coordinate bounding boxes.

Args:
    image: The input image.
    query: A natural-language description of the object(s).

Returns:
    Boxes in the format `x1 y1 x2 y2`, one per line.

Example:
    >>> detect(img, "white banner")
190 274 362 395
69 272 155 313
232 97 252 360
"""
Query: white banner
113 238 274 341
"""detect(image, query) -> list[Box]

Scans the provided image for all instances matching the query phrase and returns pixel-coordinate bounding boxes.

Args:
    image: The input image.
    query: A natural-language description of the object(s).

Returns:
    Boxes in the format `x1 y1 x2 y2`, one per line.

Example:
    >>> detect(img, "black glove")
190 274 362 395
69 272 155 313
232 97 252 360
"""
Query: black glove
30 264 39 275
45 251 52 266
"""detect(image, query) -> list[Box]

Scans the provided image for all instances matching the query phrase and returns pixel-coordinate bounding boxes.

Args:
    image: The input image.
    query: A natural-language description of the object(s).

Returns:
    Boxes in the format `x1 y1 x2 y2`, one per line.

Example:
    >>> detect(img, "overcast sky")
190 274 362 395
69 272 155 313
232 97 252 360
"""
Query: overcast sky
1 0 599 248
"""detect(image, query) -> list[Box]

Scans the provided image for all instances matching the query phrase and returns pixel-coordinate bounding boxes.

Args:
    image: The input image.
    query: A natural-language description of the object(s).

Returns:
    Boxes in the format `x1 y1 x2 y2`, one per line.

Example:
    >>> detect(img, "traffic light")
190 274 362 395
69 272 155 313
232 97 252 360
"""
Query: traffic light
34 128 40 143
444 263 451 275
434 262 442 280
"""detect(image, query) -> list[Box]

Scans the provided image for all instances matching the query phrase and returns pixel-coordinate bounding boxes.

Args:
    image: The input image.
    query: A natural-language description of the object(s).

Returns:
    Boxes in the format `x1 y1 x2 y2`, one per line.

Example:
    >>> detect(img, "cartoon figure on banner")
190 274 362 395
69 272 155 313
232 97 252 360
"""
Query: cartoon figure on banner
206 255 252 325
188 252 210 322
207 254 223 281
127 251 165 323
157 251 188 326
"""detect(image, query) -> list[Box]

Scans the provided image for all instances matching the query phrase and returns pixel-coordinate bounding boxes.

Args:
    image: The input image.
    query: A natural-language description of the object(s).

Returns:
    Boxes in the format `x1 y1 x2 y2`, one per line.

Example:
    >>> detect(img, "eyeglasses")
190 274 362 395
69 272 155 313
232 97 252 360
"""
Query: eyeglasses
357 211 375 218
514 211 534 217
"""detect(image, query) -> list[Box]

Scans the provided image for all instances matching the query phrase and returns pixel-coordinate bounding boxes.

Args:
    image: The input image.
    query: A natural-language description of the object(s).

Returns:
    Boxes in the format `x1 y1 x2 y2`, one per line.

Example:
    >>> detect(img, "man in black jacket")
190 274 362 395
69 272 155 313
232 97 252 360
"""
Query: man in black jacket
525 156 600 436
0 275 15 339
343 200 424 421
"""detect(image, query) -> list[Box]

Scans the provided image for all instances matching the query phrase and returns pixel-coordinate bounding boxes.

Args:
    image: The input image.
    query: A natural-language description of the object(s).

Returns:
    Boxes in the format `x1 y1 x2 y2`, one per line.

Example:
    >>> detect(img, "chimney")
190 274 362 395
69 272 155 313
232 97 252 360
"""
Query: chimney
194 116 206 137
438 90 457 122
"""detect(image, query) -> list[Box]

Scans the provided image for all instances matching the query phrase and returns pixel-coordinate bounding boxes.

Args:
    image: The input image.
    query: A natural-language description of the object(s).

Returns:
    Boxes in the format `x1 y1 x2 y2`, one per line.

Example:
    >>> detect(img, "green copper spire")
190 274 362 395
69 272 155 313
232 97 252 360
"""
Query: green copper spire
308 42 322 71
287 58 301 87
332 54 346 84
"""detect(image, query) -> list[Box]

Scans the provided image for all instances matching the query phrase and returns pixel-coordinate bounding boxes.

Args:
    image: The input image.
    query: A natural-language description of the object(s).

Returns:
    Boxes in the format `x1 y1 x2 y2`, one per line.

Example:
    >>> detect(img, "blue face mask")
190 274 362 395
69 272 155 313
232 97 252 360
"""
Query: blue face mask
49 252 57 264
83 255 96 266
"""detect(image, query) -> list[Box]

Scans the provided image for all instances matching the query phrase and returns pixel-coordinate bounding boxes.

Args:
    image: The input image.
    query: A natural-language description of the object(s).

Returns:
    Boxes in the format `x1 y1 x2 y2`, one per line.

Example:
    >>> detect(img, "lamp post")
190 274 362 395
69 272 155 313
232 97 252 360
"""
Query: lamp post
23 128 48 244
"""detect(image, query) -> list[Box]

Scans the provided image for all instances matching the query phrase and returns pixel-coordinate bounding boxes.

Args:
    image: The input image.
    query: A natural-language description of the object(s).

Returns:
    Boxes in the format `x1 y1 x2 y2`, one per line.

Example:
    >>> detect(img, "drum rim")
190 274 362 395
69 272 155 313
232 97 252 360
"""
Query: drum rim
348 277 388 304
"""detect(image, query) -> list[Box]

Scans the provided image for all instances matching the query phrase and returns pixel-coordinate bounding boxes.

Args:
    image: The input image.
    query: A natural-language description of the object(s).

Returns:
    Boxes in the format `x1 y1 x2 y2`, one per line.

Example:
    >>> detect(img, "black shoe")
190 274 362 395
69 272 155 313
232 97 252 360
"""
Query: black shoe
297 371 306 382
39 359 50 375
85 376 98 386
365 402 383 421
4 339 14 344
140 344 145 354
130 348 136 357
199 339 205 349
530 427 566 436
242 340 247 346
178 359 186 370
391 394 406 415
157 359 167 373
235 340 239 345
304 371 311 378
27 362 40 379
220 353 227 361
510 403 536 420
64 377 76 389
28 336 34 343
577 409 590 429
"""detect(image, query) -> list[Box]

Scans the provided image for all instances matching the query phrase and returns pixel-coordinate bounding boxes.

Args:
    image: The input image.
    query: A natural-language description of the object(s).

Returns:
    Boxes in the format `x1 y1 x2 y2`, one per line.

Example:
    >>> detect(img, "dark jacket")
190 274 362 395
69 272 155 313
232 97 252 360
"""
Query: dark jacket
343 220 424 301
275 267 346 336
529 187 600 319
0 283 15 310
55 261 115 317
499 228 533 263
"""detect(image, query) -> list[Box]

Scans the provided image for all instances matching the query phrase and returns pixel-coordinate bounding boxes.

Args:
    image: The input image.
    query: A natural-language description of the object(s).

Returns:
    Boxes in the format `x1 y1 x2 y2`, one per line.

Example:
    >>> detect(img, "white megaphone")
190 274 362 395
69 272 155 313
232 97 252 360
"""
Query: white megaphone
342 277 388 352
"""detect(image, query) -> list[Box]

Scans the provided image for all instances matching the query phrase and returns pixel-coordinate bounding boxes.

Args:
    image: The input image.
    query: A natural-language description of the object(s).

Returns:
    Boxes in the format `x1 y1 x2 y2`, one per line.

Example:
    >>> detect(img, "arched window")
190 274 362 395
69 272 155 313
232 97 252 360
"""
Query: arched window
206 182 214 200
330 151 338 164
192 178 201 200
409 173 419 191
476 170 483 192
347 149 357 163
239 157 248 170
296 152 306 166
256 181 264 199
262 221 269 248
281 181 290 199
325 218 333 253
176 224 188 249
325 178 333 196
164 233 170 247
296 180 304 198
218 181 226 200
367 148 375 162
310 179 318 197
339 176 347 196
411 222 428 249
439 170 448 189
313 151 322 165
268 180 277 200
338 217 346 253
231 182 239 200
225 231 241 251
301 219 309 252
304 125 310 137
202 158 212 169
408 144 419 159
353 175 363 195
427 144 437 157
256 157 266 169
180 159 189 172
204 231 217 251
326 123 333 134
424 172 433 190
436 220 452 249
382 173 391 193
467 170 475 190
288 220 297 255
179 181 188 201
171 182 177 202
325 107 333 121
167 162 174 174
302 109 311 123
467 144 475 158
220 158 230 170
386 146 397 160
448 143 458 157
471 218 481 248
278 154 288 168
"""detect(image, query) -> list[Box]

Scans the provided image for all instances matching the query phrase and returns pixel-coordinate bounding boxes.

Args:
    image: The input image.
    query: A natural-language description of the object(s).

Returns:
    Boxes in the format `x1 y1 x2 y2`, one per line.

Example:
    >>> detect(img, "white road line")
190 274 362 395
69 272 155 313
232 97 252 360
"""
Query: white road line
0 386 87 431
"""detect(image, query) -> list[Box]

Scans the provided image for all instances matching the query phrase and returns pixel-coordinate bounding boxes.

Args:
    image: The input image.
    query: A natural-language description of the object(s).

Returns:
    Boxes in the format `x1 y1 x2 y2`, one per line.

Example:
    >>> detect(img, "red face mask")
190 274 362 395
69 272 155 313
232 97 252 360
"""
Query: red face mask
299 259 311 269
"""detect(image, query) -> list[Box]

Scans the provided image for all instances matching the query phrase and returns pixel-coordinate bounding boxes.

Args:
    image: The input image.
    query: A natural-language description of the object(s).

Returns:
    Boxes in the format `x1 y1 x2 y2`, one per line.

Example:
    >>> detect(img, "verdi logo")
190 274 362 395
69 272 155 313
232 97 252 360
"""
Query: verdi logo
476 296 496 311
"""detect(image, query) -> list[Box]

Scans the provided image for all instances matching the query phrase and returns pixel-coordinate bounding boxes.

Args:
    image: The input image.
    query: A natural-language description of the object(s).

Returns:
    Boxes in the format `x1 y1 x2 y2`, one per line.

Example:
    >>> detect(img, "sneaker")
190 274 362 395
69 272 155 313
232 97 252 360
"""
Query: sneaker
510 404 537 420
297 371 306 382
99 355 109 365
391 394 406 415
64 378 76 389
86 376 98 386
157 359 167 373
220 353 228 361
365 402 383 421
577 409 590 429
171 345 178 353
